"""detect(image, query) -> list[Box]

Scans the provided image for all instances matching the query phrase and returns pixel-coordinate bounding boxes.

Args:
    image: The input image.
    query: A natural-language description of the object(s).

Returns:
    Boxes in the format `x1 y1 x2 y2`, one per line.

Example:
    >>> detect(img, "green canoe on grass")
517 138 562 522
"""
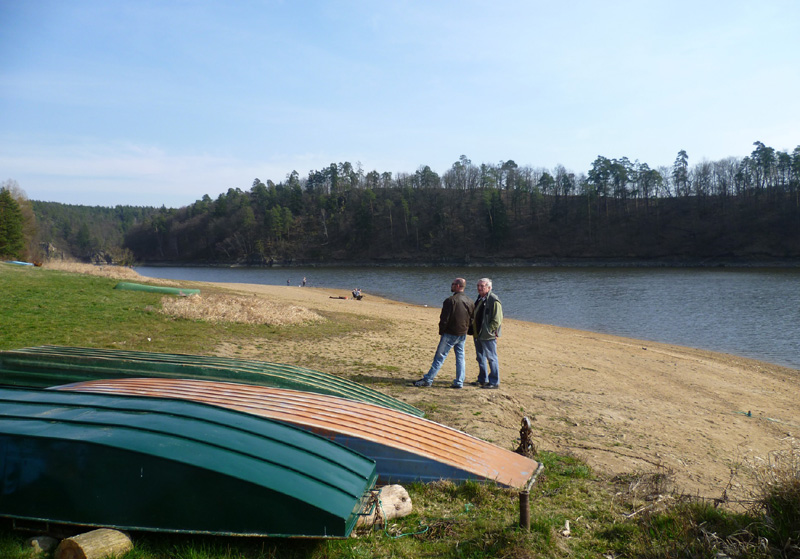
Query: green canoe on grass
114 281 200 295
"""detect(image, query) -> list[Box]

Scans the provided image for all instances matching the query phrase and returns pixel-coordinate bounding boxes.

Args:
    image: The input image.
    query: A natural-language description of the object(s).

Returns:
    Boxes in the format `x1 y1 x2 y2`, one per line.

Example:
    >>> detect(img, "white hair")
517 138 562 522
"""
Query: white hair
478 278 492 289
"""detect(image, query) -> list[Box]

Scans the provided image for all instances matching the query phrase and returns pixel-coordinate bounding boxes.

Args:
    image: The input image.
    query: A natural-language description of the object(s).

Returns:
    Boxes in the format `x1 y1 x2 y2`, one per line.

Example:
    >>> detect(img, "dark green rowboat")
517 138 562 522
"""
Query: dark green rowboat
0 345 423 417
0 387 377 537
113 281 200 295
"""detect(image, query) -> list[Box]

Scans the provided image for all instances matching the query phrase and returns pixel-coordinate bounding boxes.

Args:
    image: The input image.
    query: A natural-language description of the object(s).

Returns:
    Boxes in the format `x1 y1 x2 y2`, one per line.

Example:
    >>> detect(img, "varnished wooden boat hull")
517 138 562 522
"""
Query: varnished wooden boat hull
56 377 541 489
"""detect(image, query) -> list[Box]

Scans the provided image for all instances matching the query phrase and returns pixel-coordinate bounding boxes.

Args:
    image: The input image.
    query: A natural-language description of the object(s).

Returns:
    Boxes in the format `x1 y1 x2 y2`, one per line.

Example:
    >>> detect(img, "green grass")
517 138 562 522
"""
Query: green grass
1 264 798 559
0 265 378 354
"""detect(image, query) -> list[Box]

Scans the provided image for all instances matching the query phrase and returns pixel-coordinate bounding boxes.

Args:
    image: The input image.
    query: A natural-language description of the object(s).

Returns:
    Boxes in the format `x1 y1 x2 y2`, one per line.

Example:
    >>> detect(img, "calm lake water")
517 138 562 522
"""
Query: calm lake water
135 265 800 371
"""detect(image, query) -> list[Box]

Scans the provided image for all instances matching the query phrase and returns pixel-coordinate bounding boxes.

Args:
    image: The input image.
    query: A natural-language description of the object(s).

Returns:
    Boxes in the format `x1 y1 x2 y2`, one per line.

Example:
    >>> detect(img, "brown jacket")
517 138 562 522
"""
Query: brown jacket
439 291 475 336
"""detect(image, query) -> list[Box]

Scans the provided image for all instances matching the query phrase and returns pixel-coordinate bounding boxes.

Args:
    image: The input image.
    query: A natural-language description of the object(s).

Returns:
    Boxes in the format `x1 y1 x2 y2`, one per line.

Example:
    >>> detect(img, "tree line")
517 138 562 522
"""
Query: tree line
124 141 800 265
3 141 799 264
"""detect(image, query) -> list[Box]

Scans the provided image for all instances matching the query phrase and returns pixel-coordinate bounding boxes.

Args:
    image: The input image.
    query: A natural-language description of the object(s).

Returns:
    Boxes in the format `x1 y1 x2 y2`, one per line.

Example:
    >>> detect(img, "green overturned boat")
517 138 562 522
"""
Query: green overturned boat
0 345 423 417
0 387 377 537
114 281 200 295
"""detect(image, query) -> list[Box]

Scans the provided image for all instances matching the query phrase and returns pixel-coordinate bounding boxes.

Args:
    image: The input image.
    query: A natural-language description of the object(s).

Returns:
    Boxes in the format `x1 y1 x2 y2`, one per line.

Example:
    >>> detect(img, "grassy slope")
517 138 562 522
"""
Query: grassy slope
0 264 792 559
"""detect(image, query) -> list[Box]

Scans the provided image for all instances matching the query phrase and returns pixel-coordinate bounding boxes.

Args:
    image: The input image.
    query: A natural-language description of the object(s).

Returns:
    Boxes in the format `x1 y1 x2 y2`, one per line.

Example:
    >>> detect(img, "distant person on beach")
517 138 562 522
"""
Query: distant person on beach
352 287 362 300
413 278 475 389
470 278 503 389
287 279 290 285
302 277 307 287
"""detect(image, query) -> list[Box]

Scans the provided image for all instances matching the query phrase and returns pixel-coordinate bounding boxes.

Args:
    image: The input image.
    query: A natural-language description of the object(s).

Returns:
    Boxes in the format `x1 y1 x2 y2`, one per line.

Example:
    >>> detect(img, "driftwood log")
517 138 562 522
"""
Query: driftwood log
355 484 413 530
54 529 133 559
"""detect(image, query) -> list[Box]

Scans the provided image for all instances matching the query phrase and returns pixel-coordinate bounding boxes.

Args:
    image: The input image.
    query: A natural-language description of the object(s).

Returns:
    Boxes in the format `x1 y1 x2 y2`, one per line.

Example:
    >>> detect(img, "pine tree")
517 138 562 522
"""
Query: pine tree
0 187 25 259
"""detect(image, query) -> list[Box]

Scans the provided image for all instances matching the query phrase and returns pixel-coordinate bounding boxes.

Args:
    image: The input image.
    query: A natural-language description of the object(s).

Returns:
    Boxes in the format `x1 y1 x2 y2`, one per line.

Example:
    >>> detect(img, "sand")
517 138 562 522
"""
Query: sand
207 282 799 504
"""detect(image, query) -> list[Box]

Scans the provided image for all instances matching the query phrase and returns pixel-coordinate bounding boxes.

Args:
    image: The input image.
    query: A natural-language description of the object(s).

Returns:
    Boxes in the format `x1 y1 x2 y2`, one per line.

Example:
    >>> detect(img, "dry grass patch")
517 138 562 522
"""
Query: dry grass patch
44 260 143 280
44 260 191 286
746 438 800 548
160 293 325 326
42 261 169 284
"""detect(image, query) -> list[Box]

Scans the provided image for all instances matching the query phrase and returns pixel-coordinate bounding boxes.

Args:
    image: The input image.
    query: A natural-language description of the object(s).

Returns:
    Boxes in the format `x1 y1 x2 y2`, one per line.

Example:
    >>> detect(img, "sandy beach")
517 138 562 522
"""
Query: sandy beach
206 282 799 504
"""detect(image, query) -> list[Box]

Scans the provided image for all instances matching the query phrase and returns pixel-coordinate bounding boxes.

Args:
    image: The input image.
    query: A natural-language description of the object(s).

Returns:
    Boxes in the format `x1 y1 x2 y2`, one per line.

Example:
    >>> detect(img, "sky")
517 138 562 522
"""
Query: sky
1 1 799 208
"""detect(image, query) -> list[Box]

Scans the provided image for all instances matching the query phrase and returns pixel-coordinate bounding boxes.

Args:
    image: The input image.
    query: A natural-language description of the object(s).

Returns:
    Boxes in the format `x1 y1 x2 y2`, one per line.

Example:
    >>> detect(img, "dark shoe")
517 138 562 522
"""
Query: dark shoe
413 378 432 387
449 383 463 389
469 381 486 387
482 384 500 389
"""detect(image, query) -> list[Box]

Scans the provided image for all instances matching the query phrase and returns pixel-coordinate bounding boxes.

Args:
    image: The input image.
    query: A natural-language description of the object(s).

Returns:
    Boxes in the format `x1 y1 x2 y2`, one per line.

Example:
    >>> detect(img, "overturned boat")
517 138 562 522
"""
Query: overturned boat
0 387 377 538
113 281 200 296
0 345 423 417
56 377 541 489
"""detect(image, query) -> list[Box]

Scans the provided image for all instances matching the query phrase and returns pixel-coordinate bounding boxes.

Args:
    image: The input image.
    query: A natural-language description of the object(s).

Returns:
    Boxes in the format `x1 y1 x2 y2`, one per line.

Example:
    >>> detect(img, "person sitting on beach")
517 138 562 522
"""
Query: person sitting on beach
352 288 363 300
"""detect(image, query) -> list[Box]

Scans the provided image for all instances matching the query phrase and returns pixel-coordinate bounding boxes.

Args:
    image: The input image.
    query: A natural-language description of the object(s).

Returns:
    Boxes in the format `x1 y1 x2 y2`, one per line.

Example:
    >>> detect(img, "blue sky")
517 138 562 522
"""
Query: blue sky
2 1 799 207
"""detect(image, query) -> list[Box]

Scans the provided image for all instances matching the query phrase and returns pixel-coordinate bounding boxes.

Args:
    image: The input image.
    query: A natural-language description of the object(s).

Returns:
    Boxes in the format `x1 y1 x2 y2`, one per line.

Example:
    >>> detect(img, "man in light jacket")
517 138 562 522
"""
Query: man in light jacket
413 278 475 388
470 277 503 389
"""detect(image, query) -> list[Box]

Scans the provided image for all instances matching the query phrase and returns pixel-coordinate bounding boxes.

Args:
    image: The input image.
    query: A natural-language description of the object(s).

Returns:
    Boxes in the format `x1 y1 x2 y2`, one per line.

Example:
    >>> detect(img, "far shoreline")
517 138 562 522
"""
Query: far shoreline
135 257 800 269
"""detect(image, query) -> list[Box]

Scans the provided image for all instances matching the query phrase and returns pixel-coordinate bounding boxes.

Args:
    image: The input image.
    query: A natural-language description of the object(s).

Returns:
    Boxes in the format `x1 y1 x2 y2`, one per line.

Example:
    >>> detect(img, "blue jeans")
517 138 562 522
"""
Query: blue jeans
474 338 500 386
423 333 467 386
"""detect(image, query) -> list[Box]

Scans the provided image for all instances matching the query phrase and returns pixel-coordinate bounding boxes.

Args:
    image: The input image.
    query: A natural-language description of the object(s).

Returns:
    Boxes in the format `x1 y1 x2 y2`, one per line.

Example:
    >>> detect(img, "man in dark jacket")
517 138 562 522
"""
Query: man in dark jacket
413 278 475 388
470 277 503 389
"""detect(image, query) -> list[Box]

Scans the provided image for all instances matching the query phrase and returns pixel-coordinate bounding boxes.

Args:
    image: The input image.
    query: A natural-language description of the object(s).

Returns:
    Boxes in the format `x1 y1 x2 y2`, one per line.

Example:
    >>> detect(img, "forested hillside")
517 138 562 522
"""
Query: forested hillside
16 141 800 265
124 144 800 265
31 202 159 264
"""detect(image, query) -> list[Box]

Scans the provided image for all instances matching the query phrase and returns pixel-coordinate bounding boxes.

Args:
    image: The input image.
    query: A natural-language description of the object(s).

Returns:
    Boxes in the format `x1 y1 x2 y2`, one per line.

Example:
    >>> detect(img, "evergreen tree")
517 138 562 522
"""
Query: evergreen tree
0 187 25 259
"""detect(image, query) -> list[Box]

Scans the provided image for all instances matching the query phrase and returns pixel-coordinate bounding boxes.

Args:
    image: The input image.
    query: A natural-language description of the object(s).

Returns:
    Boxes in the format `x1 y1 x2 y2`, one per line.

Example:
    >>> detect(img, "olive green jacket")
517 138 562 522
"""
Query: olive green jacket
471 292 503 341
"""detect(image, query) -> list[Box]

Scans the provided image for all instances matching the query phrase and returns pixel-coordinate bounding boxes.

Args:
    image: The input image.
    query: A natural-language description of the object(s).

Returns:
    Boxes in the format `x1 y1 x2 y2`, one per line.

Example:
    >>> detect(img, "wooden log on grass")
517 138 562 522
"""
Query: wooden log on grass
54 529 133 559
